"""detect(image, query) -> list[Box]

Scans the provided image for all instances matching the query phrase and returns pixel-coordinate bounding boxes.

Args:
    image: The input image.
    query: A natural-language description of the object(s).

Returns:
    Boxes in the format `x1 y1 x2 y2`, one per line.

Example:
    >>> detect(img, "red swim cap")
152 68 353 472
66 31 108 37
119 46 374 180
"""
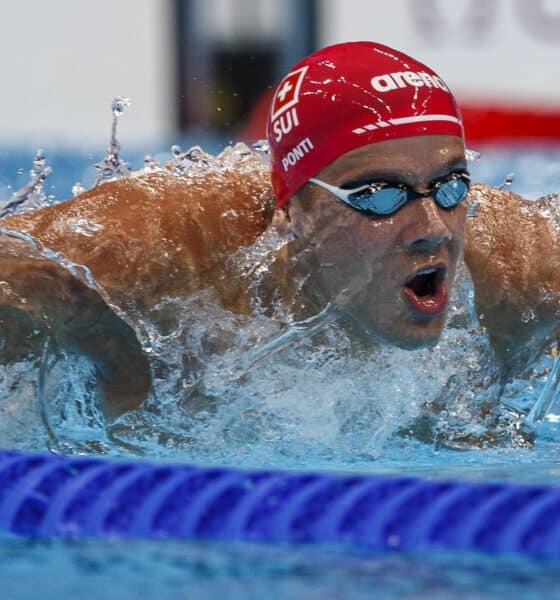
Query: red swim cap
267 41 463 208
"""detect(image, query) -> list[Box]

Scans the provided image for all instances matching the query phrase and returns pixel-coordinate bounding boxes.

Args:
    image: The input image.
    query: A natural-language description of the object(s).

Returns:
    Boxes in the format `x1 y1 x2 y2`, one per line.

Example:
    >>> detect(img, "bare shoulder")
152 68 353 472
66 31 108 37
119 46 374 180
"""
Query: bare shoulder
464 183 560 361
1 160 274 312
0 159 274 416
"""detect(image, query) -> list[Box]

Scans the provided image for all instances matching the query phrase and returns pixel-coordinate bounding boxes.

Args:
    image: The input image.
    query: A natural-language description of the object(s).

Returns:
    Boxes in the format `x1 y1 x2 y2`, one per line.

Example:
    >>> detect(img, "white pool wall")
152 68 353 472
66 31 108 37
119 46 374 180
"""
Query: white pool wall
0 0 176 146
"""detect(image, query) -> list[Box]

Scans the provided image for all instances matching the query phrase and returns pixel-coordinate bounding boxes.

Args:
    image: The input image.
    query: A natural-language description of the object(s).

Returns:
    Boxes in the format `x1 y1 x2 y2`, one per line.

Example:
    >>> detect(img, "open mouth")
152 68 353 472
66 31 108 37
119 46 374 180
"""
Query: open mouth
402 264 448 316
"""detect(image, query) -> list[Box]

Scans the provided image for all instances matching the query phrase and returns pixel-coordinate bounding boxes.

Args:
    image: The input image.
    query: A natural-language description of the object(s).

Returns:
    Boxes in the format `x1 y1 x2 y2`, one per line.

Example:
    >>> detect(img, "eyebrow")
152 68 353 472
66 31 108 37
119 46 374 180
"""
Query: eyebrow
341 158 469 188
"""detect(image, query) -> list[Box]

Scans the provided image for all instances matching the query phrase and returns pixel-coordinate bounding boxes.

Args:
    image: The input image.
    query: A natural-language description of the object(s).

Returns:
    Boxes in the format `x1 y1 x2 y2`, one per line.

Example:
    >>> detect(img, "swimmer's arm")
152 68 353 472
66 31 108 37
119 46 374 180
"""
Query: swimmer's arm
0 242 151 419
464 183 560 361
57 296 151 420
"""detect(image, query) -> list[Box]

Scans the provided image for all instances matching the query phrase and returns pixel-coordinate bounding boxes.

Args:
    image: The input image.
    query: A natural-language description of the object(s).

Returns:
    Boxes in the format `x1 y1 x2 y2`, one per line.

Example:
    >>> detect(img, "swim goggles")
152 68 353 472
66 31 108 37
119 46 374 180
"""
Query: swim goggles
308 172 470 216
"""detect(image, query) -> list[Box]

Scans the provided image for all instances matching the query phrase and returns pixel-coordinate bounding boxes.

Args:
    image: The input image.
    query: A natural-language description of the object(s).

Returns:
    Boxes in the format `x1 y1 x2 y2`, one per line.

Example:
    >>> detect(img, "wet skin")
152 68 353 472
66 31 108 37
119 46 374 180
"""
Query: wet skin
280 135 467 349
1 137 560 416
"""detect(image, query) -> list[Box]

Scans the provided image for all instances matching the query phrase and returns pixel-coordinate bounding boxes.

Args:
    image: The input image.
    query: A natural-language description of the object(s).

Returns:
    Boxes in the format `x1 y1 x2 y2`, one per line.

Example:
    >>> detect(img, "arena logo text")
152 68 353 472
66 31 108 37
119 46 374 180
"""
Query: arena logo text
371 71 450 93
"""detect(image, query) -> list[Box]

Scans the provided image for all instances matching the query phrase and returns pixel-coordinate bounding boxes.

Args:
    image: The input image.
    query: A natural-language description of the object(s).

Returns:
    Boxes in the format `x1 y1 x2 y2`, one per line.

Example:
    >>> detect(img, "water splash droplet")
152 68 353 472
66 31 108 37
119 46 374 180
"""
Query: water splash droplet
252 139 270 155
170 144 213 175
465 148 481 161
499 172 515 190
466 201 480 220
94 97 131 185
67 217 104 236
0 149 53 218
72 181 85 197
111 96 131 117
143 154 160 172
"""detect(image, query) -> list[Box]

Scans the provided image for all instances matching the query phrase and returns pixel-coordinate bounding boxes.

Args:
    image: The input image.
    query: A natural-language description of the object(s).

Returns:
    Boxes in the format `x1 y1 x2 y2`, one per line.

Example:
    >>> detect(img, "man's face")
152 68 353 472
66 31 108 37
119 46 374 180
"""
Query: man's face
286 135 468 349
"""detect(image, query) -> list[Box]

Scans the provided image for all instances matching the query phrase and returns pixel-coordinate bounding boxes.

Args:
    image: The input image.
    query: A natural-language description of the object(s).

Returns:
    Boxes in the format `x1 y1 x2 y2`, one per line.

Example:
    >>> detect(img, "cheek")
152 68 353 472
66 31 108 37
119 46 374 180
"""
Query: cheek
312 235 390 305
319 221 389 265
349 221 397 260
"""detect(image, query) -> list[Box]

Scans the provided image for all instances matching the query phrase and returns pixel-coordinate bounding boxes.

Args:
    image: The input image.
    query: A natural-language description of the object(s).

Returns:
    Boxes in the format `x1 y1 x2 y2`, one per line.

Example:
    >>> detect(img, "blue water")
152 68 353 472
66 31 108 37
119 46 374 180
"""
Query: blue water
2 538 560 600
1 143 560 599
0 133 229 203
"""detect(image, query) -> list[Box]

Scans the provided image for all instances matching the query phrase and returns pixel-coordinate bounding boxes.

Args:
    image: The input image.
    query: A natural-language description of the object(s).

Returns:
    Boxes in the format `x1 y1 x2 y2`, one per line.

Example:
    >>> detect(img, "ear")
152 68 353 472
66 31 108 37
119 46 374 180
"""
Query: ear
280 188 321 239
284 201 311 238
271 207 292 233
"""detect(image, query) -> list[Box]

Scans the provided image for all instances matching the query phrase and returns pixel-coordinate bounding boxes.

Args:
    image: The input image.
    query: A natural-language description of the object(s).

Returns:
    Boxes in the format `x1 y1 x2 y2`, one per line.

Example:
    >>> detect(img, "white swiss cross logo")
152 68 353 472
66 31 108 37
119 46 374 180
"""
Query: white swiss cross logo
270 66 308 121
277 80 293 102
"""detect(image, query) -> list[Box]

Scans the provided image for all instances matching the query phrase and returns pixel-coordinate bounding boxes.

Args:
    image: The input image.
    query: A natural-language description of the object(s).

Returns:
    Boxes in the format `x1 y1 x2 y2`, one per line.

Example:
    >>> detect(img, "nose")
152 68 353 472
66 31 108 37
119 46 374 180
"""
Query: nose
401 197 452 254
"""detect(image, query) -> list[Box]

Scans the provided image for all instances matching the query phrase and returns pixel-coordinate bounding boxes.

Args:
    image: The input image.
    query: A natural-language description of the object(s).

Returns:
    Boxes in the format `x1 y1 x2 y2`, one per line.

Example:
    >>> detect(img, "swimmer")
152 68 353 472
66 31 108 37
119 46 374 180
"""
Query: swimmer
1 41 559 422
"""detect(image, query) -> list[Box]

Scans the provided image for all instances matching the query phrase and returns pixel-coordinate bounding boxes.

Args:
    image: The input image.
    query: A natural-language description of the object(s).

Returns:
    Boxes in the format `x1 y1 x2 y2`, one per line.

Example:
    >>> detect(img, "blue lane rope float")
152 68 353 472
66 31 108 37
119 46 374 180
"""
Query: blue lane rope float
1 449 560 558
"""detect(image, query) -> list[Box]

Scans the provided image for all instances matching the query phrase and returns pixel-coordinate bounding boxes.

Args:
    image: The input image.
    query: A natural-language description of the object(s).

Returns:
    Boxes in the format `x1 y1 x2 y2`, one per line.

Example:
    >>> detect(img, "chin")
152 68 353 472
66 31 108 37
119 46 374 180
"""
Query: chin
391 333 440 351
337 305 446 350
390 319 445 350
370 308 446 350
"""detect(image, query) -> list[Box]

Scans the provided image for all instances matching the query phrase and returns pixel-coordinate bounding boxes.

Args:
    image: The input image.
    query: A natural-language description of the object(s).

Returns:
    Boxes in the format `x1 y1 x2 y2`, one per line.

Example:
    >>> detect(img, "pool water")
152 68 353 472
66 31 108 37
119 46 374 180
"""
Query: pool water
2 538 560 600
1 143 560 598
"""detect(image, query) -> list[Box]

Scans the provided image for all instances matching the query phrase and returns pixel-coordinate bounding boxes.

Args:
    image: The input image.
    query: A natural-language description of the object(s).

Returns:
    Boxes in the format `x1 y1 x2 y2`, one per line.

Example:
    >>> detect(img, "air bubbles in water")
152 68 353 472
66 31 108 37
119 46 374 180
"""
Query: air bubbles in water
521 309 537 323
94 96 131 185
0 149 53 218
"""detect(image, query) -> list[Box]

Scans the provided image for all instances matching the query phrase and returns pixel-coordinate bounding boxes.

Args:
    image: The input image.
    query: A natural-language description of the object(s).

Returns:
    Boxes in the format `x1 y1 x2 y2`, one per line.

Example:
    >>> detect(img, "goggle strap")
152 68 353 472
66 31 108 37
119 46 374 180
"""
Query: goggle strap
308 176 468 216
308 177 359 205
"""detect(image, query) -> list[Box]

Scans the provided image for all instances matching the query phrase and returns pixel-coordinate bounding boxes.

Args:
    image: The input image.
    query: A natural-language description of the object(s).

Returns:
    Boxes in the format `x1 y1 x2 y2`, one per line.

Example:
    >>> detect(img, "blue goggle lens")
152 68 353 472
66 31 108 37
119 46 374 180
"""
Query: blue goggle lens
349 187 408 215
348 177 469 216
434 178 469 208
